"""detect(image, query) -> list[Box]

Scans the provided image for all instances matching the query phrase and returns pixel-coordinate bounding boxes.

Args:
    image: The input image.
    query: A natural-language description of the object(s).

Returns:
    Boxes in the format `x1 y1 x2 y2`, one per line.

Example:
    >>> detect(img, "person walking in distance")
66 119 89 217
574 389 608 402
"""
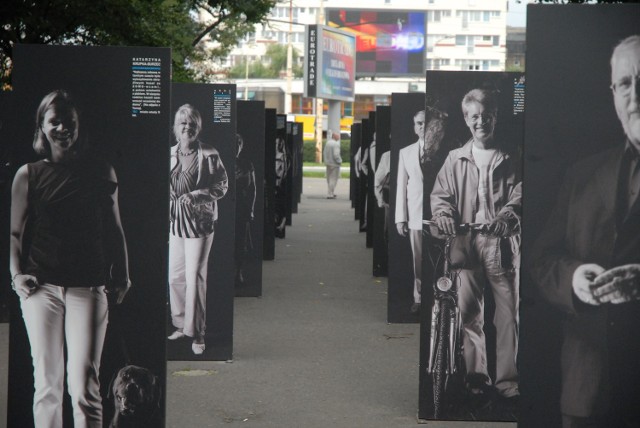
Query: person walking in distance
324 130 342 199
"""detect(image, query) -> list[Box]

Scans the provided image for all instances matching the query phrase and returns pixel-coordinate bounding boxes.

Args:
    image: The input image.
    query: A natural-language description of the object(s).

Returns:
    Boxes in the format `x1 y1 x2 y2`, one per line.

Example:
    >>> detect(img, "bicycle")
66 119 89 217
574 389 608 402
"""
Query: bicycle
422 220 489 419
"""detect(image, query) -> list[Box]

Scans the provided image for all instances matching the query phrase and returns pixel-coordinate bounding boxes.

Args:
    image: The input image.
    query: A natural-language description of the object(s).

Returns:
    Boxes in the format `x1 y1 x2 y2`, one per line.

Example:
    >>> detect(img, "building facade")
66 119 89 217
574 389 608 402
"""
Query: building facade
208 1 510 120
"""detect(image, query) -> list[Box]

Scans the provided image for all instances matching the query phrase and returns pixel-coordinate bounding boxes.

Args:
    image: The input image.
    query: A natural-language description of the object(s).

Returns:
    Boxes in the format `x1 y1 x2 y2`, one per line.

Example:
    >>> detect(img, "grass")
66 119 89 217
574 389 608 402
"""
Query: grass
303 170 350 179
303 162 351 168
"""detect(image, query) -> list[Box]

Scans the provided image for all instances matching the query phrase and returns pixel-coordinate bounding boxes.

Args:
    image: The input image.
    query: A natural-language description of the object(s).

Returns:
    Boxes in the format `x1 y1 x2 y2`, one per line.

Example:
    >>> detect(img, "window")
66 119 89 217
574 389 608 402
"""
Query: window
456 35 477 47
493 36 500 46
427 10 451 23
457 10 497 22
483 35 491 42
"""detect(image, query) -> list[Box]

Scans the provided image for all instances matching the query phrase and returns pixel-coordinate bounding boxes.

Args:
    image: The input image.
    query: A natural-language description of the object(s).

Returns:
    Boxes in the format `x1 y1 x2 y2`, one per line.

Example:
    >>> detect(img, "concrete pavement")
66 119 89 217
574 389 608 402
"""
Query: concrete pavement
0 177 514 428
165 178 514 428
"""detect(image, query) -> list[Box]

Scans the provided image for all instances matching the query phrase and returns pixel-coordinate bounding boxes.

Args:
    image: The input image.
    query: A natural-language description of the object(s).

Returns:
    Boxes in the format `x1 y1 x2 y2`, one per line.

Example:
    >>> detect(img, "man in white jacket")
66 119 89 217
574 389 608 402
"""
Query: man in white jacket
323 130 342 198
395 109 446 313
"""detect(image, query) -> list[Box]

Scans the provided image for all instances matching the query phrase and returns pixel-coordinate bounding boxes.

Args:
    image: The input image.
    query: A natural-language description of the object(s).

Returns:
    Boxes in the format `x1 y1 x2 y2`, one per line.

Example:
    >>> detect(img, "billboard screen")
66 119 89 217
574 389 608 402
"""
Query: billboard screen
304 24 356 102
326 9 426 77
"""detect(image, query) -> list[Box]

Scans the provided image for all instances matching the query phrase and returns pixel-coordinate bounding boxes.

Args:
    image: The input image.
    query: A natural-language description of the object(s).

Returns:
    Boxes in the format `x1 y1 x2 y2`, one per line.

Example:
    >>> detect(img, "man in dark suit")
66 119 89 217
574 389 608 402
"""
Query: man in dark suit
530 35 640 428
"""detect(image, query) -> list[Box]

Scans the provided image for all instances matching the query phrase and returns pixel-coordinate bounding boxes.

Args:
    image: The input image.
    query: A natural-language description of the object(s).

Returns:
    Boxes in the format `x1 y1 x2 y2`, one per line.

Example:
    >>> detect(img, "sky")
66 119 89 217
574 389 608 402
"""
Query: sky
507 0 533 27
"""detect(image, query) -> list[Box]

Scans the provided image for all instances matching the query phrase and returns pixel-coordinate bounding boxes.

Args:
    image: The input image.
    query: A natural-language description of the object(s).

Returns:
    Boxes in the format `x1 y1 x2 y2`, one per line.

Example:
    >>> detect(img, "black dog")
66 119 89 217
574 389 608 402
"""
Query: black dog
108 365 161 427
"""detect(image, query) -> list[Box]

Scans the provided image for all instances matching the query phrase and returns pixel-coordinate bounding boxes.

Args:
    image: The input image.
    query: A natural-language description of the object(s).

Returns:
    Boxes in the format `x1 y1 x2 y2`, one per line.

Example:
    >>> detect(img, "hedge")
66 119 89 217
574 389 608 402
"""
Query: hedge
303 139 351 163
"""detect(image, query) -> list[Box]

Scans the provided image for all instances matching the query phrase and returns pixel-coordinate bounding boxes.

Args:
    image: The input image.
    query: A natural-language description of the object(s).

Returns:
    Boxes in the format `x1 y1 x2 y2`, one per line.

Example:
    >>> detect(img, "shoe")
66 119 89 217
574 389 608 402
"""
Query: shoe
465 374 494 410
192 341 205 355
410 303 421 314
167 330 185 340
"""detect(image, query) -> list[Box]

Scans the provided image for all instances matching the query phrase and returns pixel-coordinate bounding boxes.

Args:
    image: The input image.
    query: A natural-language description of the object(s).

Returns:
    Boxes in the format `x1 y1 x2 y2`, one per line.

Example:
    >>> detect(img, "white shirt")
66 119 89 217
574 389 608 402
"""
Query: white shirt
472 144 499 223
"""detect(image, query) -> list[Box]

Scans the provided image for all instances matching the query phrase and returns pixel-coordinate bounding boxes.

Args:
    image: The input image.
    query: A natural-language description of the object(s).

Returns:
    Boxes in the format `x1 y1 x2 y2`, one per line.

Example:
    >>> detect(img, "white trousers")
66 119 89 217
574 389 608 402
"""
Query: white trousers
169 233 214 338
325 165 340 196
409 229 423 304
20 284 108 428
457 235 519 397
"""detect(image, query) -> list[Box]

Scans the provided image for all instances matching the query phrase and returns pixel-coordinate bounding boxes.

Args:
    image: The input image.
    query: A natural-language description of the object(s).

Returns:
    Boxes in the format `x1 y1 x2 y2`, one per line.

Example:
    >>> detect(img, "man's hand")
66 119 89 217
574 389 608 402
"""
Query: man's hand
12 274 39 300
592 264 640 304
487 216 510 237
434 215 456 236
396 222 409 237
572 264 605 305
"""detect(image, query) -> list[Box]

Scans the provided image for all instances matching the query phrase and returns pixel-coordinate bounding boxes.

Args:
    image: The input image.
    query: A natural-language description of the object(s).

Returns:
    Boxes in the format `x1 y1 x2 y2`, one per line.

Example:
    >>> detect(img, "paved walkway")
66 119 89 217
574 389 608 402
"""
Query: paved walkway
0 177 514 427
165 178 514 428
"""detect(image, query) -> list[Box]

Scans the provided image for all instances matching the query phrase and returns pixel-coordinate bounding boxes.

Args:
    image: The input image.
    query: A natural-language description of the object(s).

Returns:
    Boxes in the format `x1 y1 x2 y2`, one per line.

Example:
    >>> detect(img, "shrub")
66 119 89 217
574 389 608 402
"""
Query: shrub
303 139 351 163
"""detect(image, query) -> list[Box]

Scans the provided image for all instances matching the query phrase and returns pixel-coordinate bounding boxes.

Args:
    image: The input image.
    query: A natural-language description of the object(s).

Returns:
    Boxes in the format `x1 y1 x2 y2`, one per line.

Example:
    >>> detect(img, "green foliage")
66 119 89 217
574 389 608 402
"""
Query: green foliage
0 0 276 87
506 64 525 73
303 139 350 163
227 44 302 79
191 0 276 80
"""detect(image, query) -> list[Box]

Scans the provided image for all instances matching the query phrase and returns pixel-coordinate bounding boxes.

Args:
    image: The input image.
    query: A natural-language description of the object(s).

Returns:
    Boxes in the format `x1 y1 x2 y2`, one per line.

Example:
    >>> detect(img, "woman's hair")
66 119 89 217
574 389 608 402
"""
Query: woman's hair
461 88 498 118
33 90 81 157
173 104 202 143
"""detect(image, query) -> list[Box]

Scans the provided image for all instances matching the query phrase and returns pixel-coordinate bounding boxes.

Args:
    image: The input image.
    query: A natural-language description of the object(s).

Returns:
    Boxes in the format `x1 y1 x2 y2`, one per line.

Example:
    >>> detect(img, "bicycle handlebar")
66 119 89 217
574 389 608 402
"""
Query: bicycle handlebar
422 220 489 235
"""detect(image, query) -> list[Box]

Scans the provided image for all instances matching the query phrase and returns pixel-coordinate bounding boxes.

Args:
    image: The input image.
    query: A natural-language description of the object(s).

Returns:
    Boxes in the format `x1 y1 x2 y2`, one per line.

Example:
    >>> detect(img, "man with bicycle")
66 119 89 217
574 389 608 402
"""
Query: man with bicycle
431 88 522 405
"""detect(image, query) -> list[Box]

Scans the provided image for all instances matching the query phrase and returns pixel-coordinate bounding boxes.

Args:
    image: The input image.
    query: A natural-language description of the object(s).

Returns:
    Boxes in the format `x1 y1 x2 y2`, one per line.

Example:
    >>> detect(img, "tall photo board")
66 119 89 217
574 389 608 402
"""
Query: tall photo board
6 44 171 427
520 5 640 427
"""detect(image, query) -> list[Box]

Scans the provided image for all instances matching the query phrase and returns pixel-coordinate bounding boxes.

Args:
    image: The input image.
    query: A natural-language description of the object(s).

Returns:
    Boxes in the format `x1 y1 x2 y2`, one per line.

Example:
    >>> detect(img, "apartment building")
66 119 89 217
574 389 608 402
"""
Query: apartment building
210 0 509 118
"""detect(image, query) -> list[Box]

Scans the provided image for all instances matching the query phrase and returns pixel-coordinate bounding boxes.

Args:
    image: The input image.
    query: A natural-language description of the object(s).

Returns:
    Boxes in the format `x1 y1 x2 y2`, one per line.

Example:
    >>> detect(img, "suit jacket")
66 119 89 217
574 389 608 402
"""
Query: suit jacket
529 144 640 417
395 141 423 230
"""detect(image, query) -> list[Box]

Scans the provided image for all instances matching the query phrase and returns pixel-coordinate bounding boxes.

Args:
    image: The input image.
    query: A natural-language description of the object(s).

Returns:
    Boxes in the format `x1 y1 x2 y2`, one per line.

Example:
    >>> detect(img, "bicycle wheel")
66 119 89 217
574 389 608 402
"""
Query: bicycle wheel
432 298 452 419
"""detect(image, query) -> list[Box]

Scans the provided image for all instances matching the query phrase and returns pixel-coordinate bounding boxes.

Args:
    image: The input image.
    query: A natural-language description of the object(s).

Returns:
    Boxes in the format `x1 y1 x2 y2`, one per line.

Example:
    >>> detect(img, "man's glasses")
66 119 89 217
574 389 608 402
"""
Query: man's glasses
611 74 640 96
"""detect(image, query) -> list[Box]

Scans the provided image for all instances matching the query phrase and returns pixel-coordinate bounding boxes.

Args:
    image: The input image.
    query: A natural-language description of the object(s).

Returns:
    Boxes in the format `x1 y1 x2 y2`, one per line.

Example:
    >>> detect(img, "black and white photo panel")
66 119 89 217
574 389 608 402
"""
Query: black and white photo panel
0 90 15 324
291 121 303 214
7 44 171 427
263 108 277 260
365 111 376 249
167 82 236 361
235 101 265 298
350 123 362 214
388 92 426 324
284 121 295 226
417 71 524 422
373 105 391 278
520 5 640 427
274 114 288 238
358 117 370 233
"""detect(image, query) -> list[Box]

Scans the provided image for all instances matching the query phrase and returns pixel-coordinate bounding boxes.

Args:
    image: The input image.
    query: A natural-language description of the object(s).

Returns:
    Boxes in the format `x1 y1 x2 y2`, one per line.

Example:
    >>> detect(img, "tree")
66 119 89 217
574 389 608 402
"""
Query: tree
0 0 276 87
227 43 303 79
